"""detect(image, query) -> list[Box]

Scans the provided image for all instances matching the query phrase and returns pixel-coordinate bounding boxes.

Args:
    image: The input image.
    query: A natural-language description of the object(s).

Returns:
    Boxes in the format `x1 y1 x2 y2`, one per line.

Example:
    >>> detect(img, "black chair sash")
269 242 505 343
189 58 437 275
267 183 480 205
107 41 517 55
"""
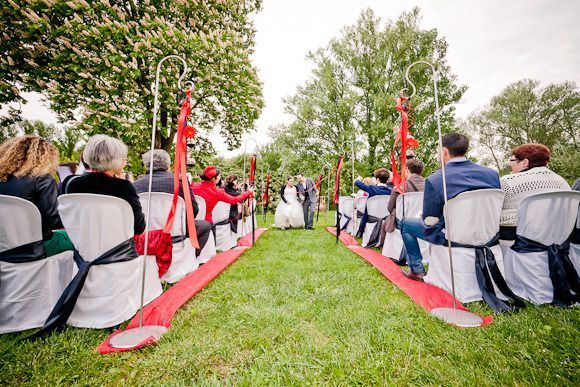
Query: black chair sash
364 214 387 248
340 213 352 231
171 235 187 244
511 234 579 307
0 240 46 263
451 234 526 313
29 238 139 339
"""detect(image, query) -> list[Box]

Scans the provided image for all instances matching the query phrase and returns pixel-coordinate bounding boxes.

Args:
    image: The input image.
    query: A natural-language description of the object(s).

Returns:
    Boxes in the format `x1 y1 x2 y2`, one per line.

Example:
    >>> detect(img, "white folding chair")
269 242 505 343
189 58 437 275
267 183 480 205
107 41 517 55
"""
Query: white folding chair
0 195 74 333
353 196 368 236
342 197 355 234
139 193 199 283
212 201 238 251
503 191 580 305
425 189 506 303
58 194 162 328
382 192 430 263
195 195 206 221
361 195 390 247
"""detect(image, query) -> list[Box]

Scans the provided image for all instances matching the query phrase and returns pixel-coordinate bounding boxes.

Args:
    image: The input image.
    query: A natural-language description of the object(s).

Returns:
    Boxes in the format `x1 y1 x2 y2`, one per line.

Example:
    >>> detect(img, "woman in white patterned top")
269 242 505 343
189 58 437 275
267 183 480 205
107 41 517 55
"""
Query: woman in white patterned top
499 143 570 240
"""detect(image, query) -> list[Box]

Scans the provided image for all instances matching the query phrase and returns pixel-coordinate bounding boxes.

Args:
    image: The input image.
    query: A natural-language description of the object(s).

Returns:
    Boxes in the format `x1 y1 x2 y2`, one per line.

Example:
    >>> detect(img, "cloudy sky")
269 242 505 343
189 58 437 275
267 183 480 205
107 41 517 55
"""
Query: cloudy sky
8 0 580 156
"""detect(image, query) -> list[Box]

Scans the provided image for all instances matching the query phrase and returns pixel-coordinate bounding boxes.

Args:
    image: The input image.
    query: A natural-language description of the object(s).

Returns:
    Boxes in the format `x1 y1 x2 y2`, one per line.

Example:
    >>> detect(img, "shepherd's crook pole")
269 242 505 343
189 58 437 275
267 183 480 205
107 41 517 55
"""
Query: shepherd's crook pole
405 61 482 328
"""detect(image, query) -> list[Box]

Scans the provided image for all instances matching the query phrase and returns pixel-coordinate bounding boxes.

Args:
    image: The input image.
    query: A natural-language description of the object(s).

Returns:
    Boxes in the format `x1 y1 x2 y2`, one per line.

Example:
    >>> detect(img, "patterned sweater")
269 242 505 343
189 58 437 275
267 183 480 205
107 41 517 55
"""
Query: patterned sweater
500 167 570 226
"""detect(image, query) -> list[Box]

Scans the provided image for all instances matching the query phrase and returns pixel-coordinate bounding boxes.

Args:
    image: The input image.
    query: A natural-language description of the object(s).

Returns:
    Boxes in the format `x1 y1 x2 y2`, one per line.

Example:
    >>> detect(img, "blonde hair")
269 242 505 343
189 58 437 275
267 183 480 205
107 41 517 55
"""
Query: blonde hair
363 177 373 185
0 135 59 182
83 134 127 172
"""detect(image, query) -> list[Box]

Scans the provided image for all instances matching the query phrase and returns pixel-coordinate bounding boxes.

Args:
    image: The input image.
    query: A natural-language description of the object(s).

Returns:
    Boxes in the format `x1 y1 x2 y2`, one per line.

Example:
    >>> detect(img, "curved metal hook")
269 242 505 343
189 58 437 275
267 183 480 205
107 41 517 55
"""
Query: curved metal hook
184 80 195 90
404 60 437 99
243 137 260 155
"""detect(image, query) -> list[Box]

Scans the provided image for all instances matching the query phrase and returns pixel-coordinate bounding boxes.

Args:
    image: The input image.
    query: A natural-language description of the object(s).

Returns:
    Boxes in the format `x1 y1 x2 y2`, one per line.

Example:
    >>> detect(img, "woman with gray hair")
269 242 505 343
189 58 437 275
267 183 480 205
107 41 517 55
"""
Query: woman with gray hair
65 134 146 234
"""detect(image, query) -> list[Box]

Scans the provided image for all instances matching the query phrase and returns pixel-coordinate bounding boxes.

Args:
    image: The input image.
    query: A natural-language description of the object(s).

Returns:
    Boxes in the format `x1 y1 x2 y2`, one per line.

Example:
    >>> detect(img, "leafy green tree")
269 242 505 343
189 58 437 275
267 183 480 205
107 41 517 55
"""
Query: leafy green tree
280 8 465 177
468 79 579 182
1 0 263 160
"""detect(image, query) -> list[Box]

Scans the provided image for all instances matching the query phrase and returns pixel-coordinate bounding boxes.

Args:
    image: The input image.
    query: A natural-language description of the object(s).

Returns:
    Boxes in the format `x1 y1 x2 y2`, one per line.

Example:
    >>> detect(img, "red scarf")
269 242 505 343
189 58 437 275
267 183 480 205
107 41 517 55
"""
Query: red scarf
391 96 419 194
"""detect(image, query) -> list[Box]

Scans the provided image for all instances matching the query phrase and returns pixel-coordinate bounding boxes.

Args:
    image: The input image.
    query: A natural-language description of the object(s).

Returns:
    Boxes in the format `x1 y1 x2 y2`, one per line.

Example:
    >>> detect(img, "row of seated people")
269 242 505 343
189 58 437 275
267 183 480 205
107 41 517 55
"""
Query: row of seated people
338 133 579 309
0 135 256 334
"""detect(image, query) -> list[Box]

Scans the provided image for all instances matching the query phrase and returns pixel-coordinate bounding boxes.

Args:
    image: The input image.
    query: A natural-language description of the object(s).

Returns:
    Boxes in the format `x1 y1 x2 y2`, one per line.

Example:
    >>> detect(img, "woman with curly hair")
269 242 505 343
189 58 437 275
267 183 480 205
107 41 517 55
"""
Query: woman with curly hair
0 135 73 256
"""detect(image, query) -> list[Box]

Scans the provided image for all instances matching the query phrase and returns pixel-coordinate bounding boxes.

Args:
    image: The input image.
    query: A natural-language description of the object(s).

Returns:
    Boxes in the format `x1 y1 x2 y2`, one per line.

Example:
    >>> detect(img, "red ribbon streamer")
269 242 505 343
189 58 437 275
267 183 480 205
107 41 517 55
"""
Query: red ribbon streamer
262 173 270 204
163 89 199 248
391 96 419 194
333 156 344 204
248 154 257 185
315 173 323 190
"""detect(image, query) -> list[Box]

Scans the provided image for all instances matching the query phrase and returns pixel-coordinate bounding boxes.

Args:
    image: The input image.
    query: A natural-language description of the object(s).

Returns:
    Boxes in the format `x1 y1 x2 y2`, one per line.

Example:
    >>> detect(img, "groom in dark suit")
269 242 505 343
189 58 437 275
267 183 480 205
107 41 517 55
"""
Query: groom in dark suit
296 173 318 230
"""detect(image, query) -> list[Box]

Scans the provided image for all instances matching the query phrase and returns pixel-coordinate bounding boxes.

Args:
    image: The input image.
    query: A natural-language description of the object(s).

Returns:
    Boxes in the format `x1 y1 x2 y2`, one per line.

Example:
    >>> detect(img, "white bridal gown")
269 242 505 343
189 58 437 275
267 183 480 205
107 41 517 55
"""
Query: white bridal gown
275 186 305 229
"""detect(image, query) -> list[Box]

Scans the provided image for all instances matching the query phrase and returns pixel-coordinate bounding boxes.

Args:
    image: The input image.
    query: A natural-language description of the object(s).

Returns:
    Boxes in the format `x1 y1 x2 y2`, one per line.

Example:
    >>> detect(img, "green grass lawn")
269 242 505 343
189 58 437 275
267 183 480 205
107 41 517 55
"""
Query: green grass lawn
1 212 578 385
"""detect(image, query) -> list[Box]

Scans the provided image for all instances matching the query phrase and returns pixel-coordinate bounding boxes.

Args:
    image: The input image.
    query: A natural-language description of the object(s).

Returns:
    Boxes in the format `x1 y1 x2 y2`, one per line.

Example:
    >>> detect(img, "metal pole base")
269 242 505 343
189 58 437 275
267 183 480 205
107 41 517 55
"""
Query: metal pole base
431 307 483 328
109 325 168 349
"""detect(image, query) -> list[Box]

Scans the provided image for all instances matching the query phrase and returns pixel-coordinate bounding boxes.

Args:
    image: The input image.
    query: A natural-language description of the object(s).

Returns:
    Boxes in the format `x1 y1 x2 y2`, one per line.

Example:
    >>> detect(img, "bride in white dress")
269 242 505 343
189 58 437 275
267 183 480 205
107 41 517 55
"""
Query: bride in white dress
275 177 305 229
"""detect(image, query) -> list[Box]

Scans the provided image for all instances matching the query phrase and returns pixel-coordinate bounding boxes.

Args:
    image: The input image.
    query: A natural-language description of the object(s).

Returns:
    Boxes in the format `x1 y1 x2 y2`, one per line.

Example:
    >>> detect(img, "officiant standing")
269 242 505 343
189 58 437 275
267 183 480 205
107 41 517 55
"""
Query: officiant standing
296 173 318 230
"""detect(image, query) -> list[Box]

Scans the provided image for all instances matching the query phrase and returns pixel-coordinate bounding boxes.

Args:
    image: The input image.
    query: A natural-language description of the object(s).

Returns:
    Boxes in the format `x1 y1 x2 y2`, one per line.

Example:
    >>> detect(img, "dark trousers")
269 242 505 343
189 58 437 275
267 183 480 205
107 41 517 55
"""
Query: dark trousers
303 198 315 229
194 220 212 255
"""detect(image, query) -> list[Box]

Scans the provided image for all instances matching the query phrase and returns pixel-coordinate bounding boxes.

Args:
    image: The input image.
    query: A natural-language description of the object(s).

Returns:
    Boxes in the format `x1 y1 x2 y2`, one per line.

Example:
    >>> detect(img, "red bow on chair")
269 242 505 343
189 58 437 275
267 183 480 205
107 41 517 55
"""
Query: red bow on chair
391 96 419 194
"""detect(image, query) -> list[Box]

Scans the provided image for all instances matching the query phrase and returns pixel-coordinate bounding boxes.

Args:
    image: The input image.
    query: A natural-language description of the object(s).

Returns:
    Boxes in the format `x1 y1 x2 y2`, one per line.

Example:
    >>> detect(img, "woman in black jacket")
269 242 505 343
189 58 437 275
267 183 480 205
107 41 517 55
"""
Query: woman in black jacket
0 135 73 256
224 175 242 232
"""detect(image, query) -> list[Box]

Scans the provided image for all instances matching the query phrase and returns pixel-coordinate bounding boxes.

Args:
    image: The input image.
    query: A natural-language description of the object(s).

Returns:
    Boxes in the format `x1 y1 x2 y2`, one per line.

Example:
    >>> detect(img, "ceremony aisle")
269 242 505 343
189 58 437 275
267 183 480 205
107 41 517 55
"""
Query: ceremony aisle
0 214 578 385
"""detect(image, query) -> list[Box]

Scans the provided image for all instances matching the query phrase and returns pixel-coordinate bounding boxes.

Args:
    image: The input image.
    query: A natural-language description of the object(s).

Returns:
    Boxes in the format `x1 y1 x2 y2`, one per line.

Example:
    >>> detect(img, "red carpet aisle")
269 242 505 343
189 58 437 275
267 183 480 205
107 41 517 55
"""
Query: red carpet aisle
326 227 493 327
99 228 268 354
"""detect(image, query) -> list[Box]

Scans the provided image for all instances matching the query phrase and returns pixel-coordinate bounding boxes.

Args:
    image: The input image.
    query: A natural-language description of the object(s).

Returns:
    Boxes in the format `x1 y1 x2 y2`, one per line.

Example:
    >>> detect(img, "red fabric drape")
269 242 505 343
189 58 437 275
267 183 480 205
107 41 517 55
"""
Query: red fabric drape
333 156 344 204
262 173 271 204
391 96 419 194
163 89 199 248
315 173 323 190
248 154 257 185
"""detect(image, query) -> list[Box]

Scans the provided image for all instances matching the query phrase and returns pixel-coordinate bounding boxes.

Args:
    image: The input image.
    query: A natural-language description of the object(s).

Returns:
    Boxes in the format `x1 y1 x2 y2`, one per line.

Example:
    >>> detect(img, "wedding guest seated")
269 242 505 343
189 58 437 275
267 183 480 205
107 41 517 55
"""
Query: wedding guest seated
354 177 373 198
354 168 392 236
0 135 73 256
66 134 146 234
133 149 212 251
499 144 570 241
400 133 500 281
379 158 426 247
191 166 253 223
224 175 243 230
60 157 91 194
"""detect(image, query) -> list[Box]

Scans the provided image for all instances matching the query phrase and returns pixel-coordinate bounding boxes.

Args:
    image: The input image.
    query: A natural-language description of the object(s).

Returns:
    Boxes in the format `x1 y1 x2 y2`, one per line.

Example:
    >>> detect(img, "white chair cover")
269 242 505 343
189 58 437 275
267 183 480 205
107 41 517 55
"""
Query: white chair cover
570 209 580 273
342 197 355 234
336 196 352 231
353 196 368 236
503 191 580 304
58 194 162 328
382 192 430 263
195 195 206 221
0 195 74 333
138 193 199 283
361 195 390 247
425 189 506 303
241 199 258 237
212 201 238 251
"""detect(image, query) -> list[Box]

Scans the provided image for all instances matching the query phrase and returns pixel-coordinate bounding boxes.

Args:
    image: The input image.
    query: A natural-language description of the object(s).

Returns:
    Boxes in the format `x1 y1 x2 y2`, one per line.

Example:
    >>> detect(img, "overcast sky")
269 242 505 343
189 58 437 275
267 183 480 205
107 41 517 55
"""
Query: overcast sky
7 0 580 157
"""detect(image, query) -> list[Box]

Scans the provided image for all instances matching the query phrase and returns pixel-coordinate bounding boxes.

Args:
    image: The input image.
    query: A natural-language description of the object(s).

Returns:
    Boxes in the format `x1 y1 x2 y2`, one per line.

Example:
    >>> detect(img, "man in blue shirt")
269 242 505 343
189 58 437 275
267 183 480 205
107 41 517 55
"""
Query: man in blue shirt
354 168 392 237
401 133 500 281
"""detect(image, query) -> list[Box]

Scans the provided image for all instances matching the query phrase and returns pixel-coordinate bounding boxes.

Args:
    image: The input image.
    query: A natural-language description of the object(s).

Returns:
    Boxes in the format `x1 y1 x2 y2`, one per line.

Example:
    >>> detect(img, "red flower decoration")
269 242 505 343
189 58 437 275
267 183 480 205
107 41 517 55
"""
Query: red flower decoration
185 125 197 139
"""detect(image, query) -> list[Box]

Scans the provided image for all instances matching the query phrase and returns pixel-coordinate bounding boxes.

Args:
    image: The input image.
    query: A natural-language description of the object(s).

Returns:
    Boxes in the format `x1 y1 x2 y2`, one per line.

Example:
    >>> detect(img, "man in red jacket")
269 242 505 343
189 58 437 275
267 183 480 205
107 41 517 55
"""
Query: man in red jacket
191 166 254 223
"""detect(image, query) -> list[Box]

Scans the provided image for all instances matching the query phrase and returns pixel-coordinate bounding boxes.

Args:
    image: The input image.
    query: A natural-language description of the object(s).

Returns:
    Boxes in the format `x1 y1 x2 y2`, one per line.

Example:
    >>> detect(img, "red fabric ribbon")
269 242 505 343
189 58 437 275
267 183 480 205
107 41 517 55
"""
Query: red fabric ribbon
134 231 173 277
333 156 344 204
315 173 323 190
391 96 419 194
262 173 270 204
163 89 199 248
248 154 257 185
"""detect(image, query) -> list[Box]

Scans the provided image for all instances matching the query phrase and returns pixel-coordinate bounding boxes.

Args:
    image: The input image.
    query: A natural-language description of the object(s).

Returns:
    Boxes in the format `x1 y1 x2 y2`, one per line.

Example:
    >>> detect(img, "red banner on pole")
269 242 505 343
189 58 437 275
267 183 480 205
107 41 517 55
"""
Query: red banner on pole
391 96 419 194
